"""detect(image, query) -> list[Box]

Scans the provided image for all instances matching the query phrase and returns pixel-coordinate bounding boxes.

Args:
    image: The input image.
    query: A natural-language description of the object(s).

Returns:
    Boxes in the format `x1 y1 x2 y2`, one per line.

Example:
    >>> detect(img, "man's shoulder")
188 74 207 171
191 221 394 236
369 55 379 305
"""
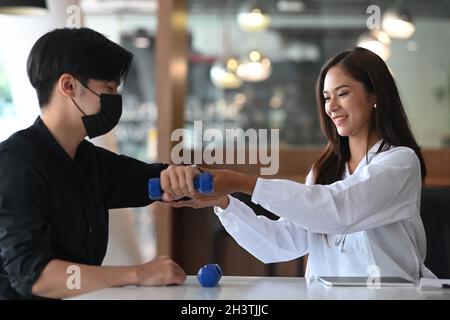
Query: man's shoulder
0 127 39 164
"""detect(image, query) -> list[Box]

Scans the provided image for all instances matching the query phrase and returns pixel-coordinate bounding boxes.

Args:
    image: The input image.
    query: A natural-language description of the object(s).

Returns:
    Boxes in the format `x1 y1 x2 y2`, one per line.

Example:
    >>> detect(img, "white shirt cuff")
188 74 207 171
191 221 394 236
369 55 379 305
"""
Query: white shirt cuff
213 195 236 217
251 178 267 206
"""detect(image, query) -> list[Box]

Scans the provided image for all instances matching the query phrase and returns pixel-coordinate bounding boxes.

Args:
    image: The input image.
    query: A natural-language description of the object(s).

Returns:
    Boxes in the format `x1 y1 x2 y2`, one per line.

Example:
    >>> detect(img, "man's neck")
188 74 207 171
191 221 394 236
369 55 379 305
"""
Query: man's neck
40 109 84 159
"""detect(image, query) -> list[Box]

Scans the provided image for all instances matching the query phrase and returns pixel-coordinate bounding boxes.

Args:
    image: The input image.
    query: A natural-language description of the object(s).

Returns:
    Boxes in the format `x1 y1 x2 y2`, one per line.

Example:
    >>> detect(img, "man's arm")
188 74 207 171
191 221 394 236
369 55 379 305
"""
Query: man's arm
93 145 168 209
0 150 54 298
0 150 184 299
32 256 186 299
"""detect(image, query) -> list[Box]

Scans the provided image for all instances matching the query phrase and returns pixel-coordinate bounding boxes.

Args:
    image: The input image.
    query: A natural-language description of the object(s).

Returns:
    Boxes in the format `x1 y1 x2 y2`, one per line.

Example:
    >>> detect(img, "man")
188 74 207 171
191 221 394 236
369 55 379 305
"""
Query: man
0 28 186 299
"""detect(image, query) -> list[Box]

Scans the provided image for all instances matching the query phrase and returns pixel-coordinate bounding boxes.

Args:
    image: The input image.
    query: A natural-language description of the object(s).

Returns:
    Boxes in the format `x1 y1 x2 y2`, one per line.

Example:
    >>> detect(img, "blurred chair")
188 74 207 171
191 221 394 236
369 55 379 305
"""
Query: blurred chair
420 187 450 278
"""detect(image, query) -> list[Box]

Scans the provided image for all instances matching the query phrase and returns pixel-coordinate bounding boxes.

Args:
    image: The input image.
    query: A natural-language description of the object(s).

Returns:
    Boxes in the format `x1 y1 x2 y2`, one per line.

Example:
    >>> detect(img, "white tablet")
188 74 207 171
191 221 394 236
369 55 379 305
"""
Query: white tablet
318 276 416 287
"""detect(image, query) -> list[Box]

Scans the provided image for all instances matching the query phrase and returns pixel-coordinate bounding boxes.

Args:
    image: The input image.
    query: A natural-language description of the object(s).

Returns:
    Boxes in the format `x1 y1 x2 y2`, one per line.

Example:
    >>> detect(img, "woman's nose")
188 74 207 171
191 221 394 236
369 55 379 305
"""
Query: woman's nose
326 97 339 114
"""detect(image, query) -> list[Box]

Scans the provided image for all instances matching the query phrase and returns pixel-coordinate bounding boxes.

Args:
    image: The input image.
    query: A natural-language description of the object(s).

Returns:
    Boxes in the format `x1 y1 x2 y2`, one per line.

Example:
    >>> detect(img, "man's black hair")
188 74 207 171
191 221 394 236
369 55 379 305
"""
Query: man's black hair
27 27 134 107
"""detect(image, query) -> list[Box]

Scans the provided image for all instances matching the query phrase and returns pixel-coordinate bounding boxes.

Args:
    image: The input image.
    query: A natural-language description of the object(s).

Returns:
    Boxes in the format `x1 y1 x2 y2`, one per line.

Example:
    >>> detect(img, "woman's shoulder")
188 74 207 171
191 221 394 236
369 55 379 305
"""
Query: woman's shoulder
373 144 420 169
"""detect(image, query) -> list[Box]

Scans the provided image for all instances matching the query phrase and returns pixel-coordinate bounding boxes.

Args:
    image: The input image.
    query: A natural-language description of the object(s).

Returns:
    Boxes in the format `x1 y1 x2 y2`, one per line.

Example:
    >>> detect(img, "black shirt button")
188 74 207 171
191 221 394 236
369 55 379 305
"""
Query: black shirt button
88 227 93 233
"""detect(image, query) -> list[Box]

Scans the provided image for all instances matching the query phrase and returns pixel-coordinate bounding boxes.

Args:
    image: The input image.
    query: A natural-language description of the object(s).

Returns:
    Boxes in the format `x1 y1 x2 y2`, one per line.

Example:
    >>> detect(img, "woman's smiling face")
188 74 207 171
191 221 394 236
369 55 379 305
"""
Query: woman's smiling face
323 66 376 138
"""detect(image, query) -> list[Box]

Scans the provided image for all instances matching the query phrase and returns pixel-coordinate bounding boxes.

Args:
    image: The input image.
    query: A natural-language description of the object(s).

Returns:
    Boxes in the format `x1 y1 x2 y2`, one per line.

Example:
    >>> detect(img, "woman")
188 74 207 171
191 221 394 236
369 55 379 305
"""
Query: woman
160 47 435 281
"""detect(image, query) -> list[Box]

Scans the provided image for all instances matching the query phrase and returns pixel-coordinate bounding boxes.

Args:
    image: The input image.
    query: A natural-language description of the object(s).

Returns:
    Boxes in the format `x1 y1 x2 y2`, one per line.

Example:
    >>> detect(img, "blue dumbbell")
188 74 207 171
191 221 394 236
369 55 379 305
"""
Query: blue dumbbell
197 264 223 287
148 172 214 200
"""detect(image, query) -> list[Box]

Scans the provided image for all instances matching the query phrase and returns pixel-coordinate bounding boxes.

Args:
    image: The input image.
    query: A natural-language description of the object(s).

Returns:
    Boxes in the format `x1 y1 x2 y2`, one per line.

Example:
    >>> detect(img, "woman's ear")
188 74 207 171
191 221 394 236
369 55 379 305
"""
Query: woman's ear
370 93 377 108
58 73 77 98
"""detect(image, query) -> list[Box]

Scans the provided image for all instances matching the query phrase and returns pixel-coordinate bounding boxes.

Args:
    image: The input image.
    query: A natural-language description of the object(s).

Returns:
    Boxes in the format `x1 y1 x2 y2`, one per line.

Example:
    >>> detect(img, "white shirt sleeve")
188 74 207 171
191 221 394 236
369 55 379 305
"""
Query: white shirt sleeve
251 147 422 235
214 196 309 264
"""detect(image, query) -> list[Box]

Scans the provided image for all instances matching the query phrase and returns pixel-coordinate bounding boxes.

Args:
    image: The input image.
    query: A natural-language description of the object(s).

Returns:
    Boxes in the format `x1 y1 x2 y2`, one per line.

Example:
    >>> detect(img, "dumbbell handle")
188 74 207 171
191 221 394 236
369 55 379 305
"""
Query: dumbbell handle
148 172 214 200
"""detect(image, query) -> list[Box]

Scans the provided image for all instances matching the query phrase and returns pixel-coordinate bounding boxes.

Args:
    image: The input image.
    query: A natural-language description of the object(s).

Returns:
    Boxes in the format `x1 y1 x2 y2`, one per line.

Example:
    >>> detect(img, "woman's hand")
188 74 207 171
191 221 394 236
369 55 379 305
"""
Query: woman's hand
164 195 230 210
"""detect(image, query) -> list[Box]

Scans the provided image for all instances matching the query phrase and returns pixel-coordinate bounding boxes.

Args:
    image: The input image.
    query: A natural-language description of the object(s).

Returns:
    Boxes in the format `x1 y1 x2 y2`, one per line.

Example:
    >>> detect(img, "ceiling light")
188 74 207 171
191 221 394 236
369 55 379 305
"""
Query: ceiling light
133 29 152 49
210 57 243 89
237 1 271 32
277 0 305 13
357 30 391 61
237 50 272 82
382 7 415 39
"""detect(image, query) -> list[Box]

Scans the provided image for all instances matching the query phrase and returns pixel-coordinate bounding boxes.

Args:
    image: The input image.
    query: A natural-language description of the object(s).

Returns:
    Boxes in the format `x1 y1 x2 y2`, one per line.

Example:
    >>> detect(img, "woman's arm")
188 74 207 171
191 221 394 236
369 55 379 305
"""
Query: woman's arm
160 148 420 235
214 196 309 263
165 194 309 264
251 148 422 234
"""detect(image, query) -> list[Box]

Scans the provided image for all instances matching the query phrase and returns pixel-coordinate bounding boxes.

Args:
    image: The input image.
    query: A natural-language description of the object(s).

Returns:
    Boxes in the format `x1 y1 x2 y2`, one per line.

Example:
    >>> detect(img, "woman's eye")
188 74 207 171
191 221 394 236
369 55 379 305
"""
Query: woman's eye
338 92 348 97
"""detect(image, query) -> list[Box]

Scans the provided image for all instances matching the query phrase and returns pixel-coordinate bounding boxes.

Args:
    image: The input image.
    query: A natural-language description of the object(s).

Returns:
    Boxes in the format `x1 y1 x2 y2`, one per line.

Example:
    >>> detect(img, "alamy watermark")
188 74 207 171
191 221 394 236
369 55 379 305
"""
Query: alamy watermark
66 5 82 28
366 4 381 30
66 265 81 290
170 121 280 175
366 265 381 289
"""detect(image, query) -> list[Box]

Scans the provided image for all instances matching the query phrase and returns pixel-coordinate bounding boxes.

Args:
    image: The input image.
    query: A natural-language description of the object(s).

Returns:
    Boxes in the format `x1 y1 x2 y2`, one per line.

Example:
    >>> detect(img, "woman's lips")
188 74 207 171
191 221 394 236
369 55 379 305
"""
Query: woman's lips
333 115 348 126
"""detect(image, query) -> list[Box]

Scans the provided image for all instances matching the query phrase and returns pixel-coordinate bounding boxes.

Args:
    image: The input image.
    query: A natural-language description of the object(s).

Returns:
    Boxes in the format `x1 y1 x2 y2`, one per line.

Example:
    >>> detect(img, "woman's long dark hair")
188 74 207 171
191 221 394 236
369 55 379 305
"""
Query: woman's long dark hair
313 47 426 185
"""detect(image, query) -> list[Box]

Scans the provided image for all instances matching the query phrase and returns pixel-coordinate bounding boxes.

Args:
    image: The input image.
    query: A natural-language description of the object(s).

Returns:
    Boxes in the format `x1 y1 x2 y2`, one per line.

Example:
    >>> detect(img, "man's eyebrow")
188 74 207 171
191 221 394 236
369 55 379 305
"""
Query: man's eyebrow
323 84 350 94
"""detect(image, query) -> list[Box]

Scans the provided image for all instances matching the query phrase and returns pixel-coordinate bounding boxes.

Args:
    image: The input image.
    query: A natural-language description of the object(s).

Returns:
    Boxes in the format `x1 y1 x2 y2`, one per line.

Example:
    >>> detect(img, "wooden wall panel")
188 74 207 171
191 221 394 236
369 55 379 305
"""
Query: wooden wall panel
154 0 188 256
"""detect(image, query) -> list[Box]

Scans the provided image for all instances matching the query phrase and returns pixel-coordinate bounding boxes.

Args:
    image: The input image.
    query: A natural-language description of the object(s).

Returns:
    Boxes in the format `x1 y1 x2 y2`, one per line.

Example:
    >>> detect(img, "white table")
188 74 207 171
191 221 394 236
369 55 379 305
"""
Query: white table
67 276 450 300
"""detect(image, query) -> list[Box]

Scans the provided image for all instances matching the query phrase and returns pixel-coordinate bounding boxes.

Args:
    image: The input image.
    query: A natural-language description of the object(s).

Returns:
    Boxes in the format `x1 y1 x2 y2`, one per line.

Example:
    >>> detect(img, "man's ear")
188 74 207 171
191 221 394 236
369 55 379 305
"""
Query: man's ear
58 74 77 98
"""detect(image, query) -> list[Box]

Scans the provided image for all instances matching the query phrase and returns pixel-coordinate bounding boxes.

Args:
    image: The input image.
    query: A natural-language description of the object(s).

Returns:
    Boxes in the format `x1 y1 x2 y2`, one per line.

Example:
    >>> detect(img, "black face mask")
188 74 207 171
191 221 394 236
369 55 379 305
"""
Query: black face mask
71 81 122 139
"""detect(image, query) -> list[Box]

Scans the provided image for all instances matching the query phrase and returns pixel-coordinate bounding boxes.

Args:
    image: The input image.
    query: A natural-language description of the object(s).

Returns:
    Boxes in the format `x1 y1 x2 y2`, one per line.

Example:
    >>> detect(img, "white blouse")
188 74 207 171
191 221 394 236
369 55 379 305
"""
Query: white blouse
214 140 435 281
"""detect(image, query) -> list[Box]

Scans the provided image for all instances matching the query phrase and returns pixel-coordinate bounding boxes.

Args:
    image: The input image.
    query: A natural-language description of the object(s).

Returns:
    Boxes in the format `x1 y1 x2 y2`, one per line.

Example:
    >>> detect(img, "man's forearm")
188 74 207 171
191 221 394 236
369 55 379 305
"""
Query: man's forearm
32 259 137 299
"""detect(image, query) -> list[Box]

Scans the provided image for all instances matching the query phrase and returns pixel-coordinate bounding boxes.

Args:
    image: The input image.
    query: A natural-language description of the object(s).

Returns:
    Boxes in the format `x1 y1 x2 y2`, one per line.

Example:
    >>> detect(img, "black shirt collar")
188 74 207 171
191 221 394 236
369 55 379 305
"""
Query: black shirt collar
31 116 86 186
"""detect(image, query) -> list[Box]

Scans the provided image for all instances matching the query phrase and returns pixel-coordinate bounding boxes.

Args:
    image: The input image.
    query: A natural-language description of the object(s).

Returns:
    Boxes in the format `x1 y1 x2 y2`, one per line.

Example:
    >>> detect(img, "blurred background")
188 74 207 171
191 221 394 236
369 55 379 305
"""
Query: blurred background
1 0 449 277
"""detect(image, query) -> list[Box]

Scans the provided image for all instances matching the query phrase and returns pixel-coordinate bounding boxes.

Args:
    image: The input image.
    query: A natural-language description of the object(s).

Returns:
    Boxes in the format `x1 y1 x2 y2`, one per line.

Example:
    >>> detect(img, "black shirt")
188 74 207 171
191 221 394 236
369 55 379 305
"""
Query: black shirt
0 117 167 299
